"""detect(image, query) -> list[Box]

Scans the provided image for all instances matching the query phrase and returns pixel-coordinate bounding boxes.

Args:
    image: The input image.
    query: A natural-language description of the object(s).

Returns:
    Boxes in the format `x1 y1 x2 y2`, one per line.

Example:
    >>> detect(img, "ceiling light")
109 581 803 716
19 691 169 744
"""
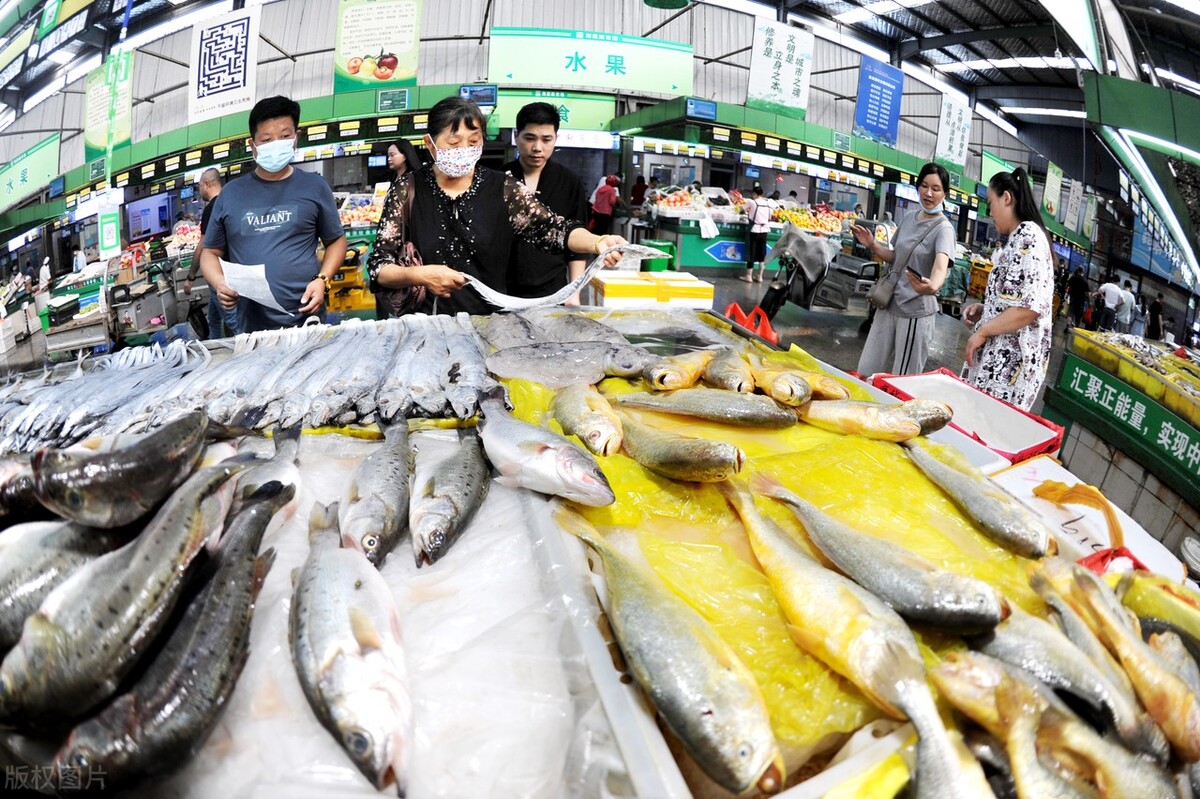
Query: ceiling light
65 52 102 85
113 0 233 53
22 76 65 113
1121 128 1200 168
936 56 1097 73
834 0 937 25
788 12 890 62
1001 107 1087 118
975 103 1018 137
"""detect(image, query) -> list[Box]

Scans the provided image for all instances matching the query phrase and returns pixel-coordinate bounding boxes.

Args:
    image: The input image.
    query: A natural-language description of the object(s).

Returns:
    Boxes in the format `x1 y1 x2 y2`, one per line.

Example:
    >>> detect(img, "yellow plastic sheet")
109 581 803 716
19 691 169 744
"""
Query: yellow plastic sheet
823 752 911 799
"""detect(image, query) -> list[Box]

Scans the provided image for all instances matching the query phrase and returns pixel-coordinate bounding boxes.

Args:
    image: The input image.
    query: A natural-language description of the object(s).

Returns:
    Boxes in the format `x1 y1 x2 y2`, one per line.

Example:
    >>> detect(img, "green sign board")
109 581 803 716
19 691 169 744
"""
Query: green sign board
489 27 693 97
489 89 616 132
0 133 60 215
89 158 105 182
98 207 120 260
980 149 1014 186
84 50 132 167
37 0 61 39
376 88 410 113
832 132 851 151
334 0 421 93
1058 354 1200 488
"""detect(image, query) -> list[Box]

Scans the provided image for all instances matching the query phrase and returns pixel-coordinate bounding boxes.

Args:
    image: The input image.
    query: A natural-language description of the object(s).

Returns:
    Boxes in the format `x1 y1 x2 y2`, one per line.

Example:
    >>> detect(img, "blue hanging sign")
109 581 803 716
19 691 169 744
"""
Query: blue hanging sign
852 56 904 148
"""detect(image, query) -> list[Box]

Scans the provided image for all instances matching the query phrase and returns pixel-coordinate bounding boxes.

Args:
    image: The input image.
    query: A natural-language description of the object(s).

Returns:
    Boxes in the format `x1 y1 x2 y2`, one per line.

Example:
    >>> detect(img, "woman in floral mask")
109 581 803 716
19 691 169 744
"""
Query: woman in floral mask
368 97 625 316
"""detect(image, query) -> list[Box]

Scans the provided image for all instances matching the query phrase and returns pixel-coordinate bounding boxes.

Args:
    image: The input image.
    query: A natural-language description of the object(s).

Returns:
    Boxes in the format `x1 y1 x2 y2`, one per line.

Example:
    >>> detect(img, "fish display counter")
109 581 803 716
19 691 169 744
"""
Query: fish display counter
0 307 1194 799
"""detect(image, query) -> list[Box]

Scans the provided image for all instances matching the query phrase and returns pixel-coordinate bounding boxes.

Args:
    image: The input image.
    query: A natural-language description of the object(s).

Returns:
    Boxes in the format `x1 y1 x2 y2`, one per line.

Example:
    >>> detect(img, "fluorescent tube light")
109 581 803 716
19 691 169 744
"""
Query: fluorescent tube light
935 56 1097 73
1001 107 1087 119
975 103 1018 137
22 76 65 113
65 52 102 85
113 0 233 53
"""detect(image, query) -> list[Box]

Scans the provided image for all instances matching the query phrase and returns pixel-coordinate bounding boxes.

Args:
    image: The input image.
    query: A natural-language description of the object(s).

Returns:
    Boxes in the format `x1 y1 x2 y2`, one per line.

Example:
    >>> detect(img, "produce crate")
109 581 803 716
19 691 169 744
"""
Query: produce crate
640 239 676 271
967 262 992 298
1068 329 1200 428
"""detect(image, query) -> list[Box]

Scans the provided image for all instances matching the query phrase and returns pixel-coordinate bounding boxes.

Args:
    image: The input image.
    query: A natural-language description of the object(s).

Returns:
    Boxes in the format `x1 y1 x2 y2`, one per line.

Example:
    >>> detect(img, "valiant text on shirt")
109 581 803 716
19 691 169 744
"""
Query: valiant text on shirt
242 206 297 234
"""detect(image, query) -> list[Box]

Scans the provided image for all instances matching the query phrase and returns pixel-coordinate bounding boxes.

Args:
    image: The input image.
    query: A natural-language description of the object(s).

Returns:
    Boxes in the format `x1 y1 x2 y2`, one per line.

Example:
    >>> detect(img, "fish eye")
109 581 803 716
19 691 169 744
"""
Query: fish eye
73 751 90 769
345 730 373 756
66 489 84 510
363 535 378 550
737 743 753 760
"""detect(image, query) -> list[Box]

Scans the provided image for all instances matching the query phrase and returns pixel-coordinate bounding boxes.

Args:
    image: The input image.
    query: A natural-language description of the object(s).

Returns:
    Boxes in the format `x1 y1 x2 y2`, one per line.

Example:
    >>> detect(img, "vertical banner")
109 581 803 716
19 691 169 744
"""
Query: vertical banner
1043 161 1064 218
934 93 971 168
98 190 123 261
745 20 814 121
1083 194 1098 241
188 6 261 124
83 50 132 168
852 56 903 148
334 0 421 93
1064 180 1085 232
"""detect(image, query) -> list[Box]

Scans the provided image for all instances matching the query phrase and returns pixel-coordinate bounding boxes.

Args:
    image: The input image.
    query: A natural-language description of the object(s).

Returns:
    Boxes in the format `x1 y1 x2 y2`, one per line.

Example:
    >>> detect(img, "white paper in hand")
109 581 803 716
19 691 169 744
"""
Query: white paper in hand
219 258 286 313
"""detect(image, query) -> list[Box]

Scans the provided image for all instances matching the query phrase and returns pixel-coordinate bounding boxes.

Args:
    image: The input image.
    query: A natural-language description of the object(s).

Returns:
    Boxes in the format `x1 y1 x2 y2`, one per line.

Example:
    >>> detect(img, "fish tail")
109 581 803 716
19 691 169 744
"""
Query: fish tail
480 385 508 407
553 505 611 556
747 471 796 504
252 548 277 600
208 417 268 440
275 422 302 448
243 479 297 509
308 501 340 542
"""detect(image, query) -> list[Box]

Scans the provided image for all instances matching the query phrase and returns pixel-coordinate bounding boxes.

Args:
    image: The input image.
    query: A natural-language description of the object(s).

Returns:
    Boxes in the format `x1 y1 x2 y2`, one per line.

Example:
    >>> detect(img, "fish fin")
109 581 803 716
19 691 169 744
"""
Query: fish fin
747 471 797 503
517 441 551 455
252 548 276 600
243 479 295 506
553 505 609 555
494 474 521 488
349 607 383 653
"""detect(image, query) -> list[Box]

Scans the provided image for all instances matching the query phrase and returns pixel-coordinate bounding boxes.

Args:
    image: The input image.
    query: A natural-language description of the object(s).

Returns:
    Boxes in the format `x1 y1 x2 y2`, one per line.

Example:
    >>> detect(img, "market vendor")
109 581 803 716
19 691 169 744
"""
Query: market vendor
199 96 347 334
368 97 624 317
503 102 588 303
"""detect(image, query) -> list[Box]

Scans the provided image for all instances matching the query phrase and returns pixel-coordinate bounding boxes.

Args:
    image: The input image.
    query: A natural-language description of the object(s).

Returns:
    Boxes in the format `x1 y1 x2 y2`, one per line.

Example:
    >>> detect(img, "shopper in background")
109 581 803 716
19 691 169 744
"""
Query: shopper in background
852 162 955 376
854 202 864 217
38 257 50 289
71 244 86 273
369 97 625 317
1115 280 1136 333
1095 276 1122 332
630 175 648 207
962 168 1054 411
386 138 423 179
200 96 346 334
1148 292 1165 339
185 168 240 338
1066 267 1088 327
1131 294 1148 337
589 171 622 205
741 185 771 284
504 102 588 303
590 176 620 236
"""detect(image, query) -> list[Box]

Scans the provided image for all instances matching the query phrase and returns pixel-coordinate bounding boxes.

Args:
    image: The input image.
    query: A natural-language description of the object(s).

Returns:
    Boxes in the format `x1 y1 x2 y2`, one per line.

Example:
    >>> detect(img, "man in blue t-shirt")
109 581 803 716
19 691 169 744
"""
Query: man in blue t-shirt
200 96 346 334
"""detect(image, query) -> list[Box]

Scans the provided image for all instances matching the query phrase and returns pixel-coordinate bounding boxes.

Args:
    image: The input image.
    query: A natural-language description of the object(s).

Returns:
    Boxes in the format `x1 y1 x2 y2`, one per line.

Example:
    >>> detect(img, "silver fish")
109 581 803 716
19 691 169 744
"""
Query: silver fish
291 502 411 792
341 424 410 567
476 312 548 350
616 388 798 428
479 390 615 506
541 312 631 345
485 341 656 389
755 475 1008 631
409 429 490 567
237 424 302 504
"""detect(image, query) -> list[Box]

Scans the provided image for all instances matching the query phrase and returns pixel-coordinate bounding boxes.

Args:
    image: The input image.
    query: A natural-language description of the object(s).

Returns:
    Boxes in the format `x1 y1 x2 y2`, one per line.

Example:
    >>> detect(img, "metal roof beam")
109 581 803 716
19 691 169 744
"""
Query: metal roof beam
975 84 1084 102
898 24 1054 60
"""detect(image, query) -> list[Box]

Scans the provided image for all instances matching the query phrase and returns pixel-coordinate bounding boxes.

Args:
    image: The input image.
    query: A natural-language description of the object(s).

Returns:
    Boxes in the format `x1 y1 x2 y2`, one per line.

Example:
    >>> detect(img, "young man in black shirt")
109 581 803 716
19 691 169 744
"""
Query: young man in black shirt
503 102 588 303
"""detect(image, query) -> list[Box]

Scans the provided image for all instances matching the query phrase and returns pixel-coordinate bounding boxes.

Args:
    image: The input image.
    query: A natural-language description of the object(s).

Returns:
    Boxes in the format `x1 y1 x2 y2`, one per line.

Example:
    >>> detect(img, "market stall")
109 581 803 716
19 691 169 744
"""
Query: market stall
0 303 1193 799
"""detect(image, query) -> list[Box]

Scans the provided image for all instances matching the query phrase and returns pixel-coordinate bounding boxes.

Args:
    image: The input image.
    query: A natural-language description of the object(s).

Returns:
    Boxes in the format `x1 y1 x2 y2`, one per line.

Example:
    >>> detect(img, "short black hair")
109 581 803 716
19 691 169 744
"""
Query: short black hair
515 102 560 133
249 96 300 139
428 97 486 139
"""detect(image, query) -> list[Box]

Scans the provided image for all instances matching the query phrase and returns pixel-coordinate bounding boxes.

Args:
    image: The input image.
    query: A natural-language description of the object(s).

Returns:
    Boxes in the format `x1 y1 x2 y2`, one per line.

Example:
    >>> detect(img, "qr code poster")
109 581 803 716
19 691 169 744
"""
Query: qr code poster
188 7 261 124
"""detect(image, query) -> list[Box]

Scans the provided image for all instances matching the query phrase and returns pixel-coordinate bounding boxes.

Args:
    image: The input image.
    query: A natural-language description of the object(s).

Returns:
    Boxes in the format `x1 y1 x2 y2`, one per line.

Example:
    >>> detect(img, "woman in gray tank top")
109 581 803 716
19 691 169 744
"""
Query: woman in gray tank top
851 163 956 376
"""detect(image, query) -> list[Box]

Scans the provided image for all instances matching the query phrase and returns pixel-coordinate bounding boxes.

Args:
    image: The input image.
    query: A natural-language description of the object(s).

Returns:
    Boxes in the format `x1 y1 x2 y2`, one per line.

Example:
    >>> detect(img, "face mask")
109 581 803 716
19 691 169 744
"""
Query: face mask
921 198 945 214
253 138 295 173
432 144 482 178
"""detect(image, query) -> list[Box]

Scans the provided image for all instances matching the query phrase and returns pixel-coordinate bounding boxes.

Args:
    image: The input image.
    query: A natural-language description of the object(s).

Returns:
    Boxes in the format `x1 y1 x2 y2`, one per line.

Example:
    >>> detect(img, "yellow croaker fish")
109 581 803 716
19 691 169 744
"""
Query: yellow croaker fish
1069 565 1200 761
701 346 755 393
791 368 850 400
799 400 922 442
617 412 744 482
745 353 812 407
642 349 715 391
1114 572 1200 644
552 384 623 456
555 508 784 795
721 482 995 799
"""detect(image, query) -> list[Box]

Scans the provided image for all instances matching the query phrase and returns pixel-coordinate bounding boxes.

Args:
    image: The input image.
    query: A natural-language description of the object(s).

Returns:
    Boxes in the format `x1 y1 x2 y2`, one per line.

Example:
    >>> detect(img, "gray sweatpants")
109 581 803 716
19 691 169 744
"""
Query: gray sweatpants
856 308 936 376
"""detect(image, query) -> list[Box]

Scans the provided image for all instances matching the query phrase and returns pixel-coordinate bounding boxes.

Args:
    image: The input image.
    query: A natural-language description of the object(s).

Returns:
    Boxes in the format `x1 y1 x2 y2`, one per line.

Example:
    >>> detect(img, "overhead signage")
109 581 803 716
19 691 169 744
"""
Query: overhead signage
490 89 615 132
1083 194 1098 240
852 56 903 148
1043 161 1064 218
1064 180 1084 231
459 84 498 106
334 0 421 93
188 6 261 124
745 20 813 121
0 24 34 89
632 136 709 158
934 93 971 169
84 50 133 166
489 27 693 97
686 97 717 121
0 134 60 215
509 128 619 150
833 132 852 152
36 0 90 41
377 89 409 113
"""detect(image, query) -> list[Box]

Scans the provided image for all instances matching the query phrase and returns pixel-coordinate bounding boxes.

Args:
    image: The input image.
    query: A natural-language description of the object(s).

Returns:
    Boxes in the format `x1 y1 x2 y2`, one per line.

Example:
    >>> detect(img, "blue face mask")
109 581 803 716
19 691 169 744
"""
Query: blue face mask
921 199 945 215
253 138 295 173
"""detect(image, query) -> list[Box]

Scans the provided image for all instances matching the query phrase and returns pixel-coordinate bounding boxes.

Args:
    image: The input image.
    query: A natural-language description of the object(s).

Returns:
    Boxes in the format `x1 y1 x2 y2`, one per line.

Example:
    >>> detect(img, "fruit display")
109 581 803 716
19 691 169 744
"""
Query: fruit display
771 203 853 234
339 194 383 227
654 188 705 210
344 51 399 81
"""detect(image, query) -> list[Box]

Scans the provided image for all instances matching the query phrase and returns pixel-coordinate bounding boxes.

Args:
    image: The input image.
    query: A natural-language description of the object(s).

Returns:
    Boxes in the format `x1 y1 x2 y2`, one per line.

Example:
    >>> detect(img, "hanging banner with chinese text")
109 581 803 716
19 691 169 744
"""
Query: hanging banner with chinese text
1083 194 1098 240
334 0 420 94
84 51 132 165
745 20 813 120
934 93 971 168
488 27 693 97
0 134 60 215
1064 179 1085 231
1043 161 1064 218
852 56 903 148
188 6 260 123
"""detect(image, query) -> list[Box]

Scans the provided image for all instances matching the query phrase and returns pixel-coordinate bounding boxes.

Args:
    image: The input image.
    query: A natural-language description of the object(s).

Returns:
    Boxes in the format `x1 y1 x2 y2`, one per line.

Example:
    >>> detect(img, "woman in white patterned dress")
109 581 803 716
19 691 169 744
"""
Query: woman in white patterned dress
962 167 1055 411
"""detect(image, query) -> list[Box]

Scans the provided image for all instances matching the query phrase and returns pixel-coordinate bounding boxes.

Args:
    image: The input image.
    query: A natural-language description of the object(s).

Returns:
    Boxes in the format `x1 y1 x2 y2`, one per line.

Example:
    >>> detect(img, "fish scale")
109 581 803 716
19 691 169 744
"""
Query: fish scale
0 460 249 723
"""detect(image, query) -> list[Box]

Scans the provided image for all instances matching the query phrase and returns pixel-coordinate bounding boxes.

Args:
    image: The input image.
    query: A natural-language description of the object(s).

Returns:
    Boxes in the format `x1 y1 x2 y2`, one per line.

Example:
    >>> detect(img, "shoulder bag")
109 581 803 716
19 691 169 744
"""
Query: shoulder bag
866 217 950 310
